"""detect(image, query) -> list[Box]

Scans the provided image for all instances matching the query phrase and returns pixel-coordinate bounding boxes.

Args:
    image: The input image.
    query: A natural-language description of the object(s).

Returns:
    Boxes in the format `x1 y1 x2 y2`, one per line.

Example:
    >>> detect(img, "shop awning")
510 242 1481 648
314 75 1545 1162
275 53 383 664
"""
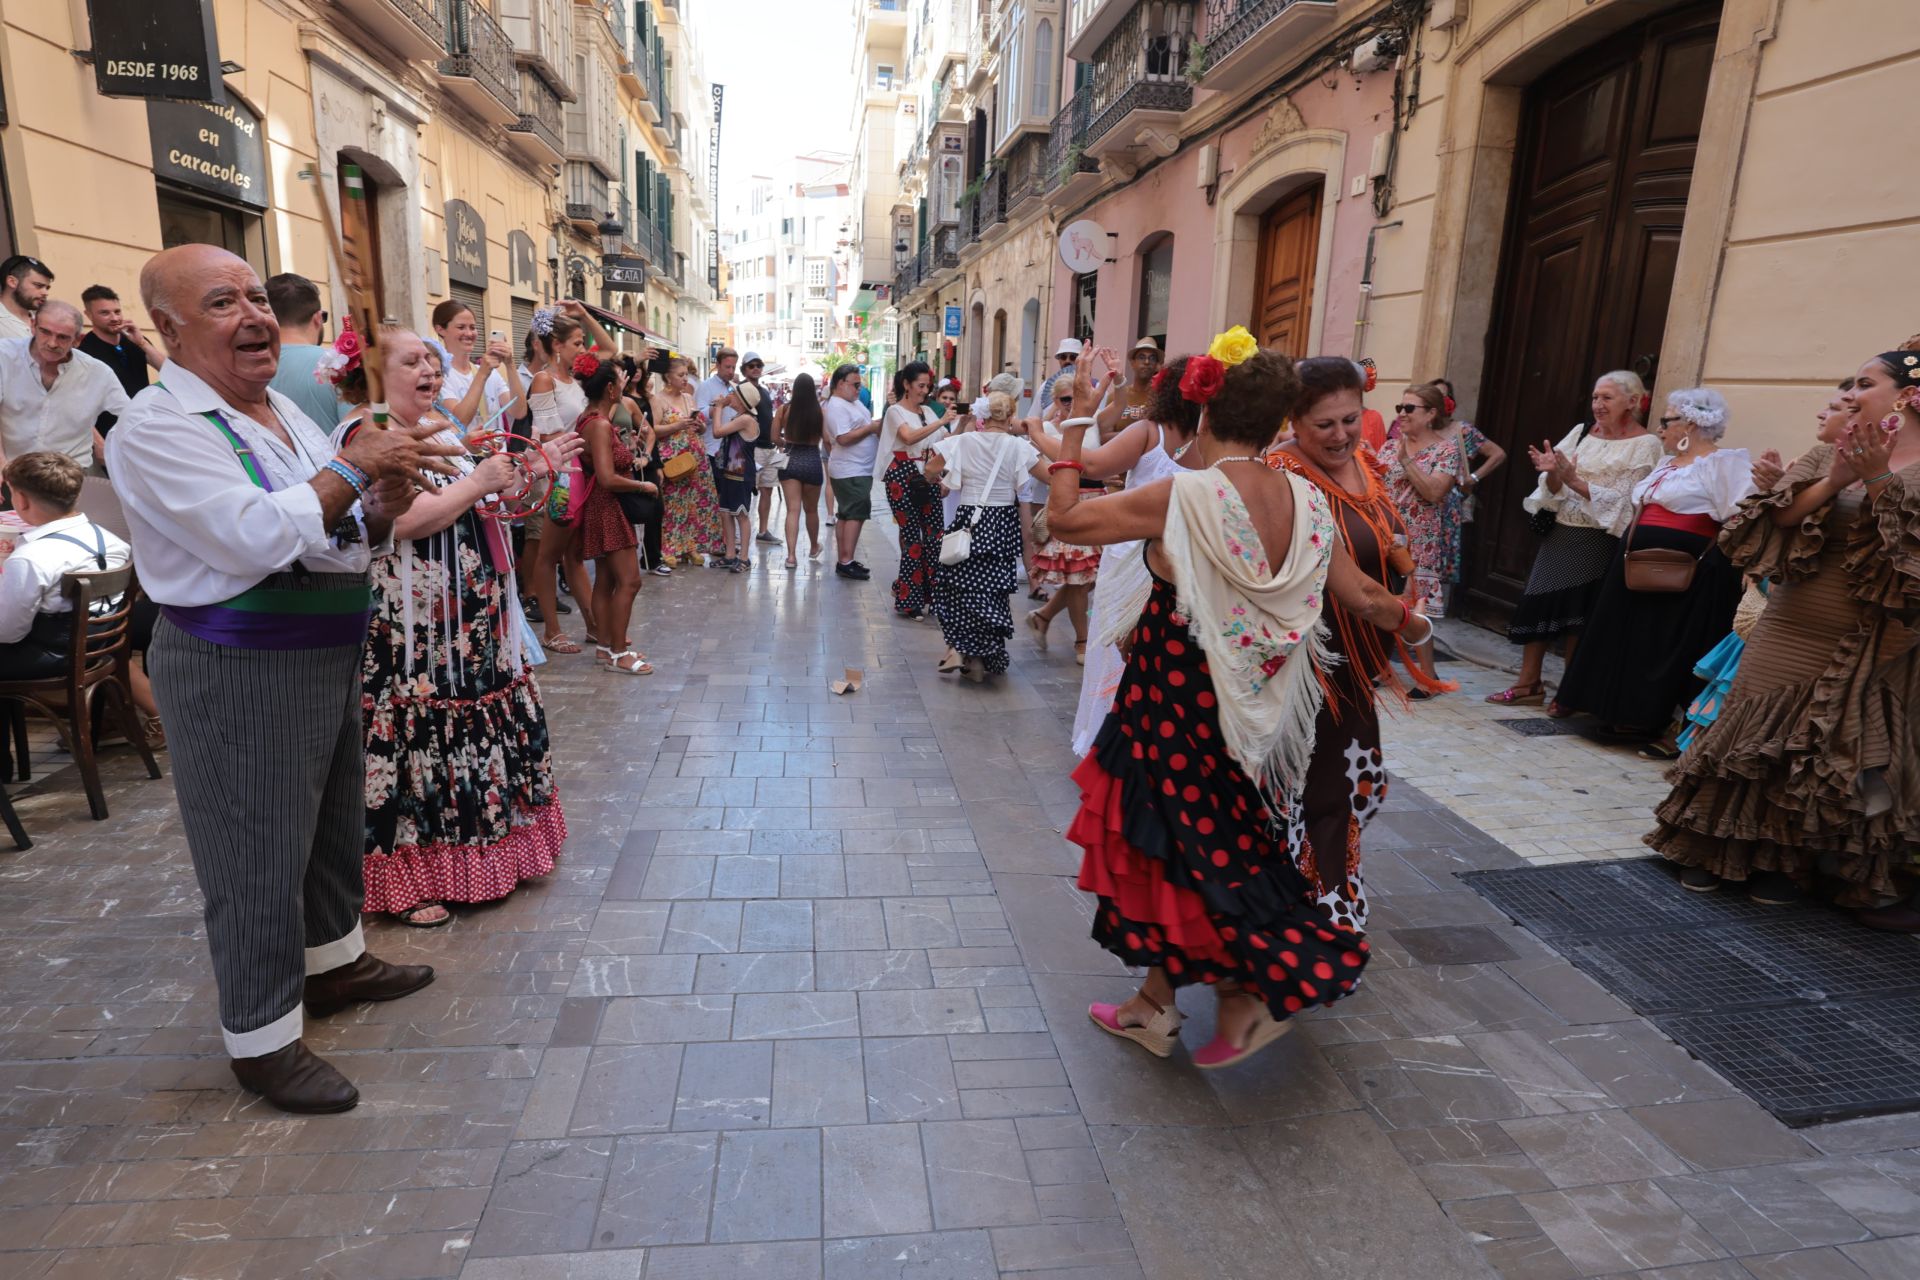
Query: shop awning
580 301 675 353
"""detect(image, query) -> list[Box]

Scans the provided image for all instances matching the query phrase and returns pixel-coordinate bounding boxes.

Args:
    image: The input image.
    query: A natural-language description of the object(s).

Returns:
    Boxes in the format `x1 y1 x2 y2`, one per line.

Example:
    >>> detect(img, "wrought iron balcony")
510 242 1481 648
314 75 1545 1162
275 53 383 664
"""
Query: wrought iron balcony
1199 0 1338 93
335 0 446 64
506 66 566 166
1043 89 1100 192
566 163 610 229
1081 3 1194 158
438 0 520 126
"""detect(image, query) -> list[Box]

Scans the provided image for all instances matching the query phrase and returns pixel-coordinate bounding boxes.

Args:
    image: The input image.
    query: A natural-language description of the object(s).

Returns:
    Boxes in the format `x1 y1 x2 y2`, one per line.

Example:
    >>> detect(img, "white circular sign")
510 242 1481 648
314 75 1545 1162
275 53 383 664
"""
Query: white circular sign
1058 219 1108 275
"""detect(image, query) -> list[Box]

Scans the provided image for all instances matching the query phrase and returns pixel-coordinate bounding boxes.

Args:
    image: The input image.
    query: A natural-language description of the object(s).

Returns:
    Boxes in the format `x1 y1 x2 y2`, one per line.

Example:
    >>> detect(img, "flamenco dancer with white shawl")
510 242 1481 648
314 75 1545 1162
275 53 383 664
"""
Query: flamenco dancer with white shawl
1046 332 1430 1068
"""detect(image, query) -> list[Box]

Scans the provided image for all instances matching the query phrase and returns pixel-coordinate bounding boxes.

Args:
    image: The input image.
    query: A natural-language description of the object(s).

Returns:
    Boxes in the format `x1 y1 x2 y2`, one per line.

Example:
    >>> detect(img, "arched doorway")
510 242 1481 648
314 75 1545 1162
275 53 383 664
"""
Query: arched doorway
992 308 1008 381
967 298 986 391
1463 3 1721 616
1020 297 1040 401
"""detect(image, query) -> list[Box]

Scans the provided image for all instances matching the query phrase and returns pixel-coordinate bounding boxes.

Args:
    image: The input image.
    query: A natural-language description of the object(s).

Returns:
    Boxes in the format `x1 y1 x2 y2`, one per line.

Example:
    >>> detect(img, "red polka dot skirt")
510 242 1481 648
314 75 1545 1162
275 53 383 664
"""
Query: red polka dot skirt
1069 574 1369 1016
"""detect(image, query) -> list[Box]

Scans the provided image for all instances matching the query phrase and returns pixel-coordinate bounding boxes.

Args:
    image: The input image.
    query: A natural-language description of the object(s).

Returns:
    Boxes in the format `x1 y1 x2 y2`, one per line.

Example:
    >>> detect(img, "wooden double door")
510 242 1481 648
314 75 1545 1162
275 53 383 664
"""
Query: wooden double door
1255 181 1321 359
1463 3 1721 615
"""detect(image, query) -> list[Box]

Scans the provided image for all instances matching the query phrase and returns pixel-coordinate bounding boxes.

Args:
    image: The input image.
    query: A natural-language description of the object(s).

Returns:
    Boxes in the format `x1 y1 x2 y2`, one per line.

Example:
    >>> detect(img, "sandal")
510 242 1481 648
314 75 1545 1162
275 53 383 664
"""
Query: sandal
1073 641 1087 667
396 902 452 929
1027 587 1050 602
607 649 655 676
1026 611 1050 651
1088 992 1185 1059
1484 682 1544 706
784 557 797 569
937 649 963 673
1191 987 1292 1069
1545 700 1574 719
543 634 583 654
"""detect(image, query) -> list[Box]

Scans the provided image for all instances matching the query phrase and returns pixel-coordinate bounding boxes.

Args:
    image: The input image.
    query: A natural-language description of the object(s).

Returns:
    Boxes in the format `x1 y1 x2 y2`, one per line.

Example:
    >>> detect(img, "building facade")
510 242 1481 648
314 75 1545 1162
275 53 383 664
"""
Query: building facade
724 157 853 380
860 0 1918 619
0 0 719 365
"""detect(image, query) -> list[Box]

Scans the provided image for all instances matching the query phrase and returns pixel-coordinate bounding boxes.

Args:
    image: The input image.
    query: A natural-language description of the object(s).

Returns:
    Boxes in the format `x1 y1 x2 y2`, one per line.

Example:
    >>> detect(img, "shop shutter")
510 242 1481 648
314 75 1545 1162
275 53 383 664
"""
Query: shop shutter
511 298 535 366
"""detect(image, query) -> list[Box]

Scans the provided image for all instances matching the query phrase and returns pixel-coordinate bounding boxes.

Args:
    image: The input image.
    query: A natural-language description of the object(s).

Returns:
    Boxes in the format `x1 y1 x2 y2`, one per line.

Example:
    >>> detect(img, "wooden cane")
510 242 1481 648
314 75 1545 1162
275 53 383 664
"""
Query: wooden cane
301 162 386 424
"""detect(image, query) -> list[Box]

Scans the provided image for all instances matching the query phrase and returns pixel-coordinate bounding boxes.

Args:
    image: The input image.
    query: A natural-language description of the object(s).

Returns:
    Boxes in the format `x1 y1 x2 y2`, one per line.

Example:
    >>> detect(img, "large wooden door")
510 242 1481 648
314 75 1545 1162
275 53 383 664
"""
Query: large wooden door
1254 182 1321 358
1463 4 1720 615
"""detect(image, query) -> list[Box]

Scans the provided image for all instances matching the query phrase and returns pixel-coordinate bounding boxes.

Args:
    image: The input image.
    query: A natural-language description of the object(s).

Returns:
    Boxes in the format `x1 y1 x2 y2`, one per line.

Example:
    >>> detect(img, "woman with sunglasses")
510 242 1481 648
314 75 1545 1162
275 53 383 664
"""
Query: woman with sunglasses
1384 383 1504 689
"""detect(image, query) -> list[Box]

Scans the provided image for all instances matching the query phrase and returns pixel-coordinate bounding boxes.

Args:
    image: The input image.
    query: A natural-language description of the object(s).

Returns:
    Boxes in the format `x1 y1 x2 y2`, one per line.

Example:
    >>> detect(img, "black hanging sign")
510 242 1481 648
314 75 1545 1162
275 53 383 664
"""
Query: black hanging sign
445 200 488 289
603 255 647 293
90 0 223 102
147 96 267 208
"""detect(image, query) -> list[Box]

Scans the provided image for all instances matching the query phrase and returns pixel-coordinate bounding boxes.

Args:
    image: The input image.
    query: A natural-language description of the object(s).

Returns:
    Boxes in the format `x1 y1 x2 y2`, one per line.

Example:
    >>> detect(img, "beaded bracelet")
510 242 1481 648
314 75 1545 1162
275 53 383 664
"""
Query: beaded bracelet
323 458 368 495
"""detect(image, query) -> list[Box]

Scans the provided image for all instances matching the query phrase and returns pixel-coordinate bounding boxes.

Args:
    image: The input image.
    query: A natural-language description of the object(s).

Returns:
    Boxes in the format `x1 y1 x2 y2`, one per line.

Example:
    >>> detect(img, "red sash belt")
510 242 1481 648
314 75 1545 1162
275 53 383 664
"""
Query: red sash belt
1638 504 1718 537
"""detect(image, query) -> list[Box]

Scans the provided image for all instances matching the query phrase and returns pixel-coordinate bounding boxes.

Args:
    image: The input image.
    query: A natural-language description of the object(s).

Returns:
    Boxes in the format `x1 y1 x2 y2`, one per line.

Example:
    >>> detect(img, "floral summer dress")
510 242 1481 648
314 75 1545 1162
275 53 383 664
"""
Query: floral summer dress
1386 424 1486 616
657 394 724 563
360 441 565 913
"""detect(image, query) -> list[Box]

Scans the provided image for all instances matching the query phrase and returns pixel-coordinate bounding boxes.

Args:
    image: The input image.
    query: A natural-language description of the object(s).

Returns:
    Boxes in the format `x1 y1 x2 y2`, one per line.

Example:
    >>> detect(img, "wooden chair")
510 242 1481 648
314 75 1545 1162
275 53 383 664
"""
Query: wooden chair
0 564 161 820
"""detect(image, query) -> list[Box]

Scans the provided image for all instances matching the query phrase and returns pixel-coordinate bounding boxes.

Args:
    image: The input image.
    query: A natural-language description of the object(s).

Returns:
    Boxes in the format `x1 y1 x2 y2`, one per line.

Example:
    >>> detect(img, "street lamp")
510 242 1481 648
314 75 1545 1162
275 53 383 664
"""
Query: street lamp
598 212 625 258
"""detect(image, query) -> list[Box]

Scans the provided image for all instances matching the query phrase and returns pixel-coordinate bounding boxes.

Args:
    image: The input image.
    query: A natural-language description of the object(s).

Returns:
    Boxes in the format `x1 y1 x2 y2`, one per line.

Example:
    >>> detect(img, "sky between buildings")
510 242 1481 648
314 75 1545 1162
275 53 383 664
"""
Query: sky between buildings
699 0 853 210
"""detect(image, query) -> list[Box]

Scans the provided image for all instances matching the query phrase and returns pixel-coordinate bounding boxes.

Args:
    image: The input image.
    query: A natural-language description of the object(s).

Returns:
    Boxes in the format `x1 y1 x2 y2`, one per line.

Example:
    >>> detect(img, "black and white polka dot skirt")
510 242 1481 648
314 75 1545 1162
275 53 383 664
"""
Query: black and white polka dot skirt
934 504 1022 673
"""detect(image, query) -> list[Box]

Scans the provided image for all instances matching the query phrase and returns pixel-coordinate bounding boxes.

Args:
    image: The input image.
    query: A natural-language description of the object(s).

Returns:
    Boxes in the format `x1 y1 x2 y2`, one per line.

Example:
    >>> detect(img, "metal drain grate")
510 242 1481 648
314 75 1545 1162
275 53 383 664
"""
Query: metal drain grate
1492 717 1585 737
1463 858 1805 938
1462 857 1920 1125
1658 998 1920 1126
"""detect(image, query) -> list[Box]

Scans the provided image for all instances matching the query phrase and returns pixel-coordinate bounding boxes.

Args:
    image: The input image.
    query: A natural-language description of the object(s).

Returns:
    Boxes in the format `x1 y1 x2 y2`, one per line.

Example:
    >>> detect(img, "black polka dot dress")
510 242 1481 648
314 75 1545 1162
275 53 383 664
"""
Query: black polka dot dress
1069 570 1371 1016
934 504 1023 674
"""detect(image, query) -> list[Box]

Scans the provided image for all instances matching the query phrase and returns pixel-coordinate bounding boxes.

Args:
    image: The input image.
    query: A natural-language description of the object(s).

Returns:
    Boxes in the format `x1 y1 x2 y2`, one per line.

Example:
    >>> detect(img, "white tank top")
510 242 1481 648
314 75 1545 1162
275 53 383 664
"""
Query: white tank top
1126 422 1184 489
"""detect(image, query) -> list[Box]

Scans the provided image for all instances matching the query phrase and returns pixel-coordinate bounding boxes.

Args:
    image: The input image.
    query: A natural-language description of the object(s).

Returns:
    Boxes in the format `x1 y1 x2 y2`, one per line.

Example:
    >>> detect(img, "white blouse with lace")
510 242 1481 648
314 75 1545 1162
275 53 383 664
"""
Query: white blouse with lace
1630 449 1755 521
1522 425 1665 536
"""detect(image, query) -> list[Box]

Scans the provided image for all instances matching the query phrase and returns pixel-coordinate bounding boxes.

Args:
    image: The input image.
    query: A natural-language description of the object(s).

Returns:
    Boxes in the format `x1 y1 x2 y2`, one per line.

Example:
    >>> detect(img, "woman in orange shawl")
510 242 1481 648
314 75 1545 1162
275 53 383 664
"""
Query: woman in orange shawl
1266 357 1450 929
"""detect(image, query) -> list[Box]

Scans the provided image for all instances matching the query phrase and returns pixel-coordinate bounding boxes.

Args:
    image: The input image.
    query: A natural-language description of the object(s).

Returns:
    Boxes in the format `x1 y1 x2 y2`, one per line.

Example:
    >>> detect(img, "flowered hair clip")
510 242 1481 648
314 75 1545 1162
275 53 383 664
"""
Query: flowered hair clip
572 352 602 379
530 307 556 337
1358 357 1378 393
1179 326 1259 406
1878 351 1920 388
314 320 364 387
1443 394 1457 415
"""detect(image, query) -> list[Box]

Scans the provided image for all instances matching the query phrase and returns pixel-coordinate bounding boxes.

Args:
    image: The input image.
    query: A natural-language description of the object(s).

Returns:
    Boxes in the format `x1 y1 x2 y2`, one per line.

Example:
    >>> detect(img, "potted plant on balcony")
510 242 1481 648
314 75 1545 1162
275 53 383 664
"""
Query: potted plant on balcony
1184 39 1209 84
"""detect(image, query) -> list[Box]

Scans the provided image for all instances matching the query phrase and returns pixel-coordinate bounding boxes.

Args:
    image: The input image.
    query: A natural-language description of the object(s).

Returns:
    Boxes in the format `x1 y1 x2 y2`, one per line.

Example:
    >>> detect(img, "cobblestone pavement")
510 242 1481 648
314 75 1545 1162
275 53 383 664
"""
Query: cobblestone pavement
2 530 1917 1280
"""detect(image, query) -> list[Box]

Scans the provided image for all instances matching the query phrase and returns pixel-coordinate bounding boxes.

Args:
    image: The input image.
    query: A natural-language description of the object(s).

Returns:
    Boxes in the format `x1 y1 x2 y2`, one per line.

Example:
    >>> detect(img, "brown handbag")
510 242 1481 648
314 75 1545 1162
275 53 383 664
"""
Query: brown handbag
660 450 700 481
1621 472 1707 593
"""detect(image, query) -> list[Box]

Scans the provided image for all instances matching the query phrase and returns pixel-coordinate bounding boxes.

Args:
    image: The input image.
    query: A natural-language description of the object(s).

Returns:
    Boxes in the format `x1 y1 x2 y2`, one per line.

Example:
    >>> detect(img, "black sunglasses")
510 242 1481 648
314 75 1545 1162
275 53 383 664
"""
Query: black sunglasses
1658 415 1686 427
1394 404 1426 415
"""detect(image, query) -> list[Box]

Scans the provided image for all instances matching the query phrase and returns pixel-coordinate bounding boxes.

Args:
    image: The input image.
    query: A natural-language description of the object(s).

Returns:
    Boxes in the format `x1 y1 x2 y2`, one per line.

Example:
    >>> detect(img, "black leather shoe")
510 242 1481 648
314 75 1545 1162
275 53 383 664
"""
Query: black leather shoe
305 953 435 1018
231 1040 358 1114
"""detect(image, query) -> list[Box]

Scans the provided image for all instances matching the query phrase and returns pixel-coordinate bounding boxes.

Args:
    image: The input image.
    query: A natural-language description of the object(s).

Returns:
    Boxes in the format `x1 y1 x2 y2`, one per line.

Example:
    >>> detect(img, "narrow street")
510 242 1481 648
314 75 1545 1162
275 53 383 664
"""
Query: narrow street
3 529 1916 1280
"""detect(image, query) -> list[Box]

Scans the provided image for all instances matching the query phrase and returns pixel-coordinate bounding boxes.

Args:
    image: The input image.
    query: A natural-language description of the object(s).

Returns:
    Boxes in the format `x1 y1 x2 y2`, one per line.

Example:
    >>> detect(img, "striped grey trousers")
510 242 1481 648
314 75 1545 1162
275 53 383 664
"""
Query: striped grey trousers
148 616 368 1057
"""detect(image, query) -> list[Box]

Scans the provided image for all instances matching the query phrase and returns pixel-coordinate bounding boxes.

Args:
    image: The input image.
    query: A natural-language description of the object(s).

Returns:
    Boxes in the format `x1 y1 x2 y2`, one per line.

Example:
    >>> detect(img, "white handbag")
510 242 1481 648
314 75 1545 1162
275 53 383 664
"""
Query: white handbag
939 436 1013 566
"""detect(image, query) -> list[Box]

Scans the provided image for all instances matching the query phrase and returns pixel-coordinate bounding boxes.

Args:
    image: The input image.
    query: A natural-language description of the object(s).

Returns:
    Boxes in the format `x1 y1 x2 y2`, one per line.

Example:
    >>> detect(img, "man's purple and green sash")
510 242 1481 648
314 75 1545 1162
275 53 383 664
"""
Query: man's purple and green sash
158 405 373 651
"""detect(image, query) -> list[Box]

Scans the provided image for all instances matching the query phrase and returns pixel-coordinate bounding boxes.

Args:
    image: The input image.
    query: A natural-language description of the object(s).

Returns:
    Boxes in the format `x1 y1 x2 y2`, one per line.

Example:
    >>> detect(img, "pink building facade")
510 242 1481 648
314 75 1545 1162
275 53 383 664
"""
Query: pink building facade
1049 70 1393 366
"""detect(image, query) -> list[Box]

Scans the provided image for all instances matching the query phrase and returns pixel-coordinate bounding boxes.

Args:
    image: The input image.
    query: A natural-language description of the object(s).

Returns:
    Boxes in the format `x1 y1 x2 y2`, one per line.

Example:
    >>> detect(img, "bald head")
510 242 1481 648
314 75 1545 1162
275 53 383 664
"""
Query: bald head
140 244 282 399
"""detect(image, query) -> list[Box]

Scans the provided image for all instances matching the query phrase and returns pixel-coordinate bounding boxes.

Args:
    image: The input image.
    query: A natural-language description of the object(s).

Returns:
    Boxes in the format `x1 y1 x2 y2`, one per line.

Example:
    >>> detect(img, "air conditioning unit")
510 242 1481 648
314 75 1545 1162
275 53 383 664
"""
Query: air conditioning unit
1350 34 1402 75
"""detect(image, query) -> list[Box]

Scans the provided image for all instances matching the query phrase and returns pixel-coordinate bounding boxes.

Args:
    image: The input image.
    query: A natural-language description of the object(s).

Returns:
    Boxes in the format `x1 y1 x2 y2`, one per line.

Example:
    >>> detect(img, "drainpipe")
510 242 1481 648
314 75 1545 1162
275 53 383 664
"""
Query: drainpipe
1352 219 1402 359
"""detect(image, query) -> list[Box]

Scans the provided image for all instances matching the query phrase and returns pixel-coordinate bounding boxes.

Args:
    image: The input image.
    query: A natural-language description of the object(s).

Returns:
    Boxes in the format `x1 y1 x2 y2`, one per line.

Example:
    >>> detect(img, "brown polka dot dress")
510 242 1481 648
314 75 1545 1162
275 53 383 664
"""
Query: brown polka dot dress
1070 569 1370 1017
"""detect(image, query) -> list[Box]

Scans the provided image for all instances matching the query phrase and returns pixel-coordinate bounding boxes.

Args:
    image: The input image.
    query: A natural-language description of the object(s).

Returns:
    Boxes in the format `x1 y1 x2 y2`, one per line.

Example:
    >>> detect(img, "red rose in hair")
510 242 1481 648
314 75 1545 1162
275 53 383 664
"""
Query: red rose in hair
572 352 601 379
1180 355 1226 405
332 323 364 370
1358 357 1378 393
1151 366 1170 391
1443 395 1457 416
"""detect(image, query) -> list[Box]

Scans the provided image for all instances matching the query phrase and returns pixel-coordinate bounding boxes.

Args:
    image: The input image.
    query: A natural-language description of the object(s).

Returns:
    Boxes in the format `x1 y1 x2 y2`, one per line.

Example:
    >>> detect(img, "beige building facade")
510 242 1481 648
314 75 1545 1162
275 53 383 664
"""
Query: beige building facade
0 0 717 364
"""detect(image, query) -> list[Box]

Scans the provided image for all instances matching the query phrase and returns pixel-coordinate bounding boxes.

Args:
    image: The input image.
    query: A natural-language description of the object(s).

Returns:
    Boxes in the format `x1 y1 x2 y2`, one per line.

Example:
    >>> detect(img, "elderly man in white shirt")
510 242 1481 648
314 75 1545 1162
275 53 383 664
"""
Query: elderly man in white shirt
106 244 459 1115
0 300 128 469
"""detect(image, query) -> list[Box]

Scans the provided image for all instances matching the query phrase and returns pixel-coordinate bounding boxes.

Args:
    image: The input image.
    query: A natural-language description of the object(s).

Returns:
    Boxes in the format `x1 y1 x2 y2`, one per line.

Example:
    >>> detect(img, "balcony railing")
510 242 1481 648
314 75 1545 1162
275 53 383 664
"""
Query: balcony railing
1043 89 1100 190
439 0 520 123
336 0 445 64
566 162 609 223
1082 3 1194 152
1199 0 1337 91
506 66 566 164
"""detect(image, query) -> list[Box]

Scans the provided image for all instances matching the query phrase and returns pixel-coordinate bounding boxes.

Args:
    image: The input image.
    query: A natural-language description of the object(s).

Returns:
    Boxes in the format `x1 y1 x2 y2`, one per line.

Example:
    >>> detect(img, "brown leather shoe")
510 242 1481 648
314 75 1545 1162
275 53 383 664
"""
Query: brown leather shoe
304 952 435 1019
230 1040 358 1114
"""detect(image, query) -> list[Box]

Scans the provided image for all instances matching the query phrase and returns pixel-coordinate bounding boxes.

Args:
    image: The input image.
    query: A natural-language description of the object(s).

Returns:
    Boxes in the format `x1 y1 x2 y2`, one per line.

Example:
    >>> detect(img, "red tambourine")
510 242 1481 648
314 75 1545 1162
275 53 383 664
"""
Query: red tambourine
465 429 559 519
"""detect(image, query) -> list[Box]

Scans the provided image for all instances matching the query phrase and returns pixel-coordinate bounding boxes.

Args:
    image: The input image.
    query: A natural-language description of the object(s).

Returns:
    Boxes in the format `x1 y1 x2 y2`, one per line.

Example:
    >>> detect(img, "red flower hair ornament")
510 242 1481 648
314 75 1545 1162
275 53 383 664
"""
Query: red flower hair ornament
1179 355 1227 405
571 352 601 379
1358 357 1378 393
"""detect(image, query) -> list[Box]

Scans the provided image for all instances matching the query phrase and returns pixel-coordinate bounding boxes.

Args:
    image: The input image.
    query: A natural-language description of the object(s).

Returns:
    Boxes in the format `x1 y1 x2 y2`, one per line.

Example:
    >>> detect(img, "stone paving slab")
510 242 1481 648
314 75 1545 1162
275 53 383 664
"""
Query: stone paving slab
0 533 1914 1279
